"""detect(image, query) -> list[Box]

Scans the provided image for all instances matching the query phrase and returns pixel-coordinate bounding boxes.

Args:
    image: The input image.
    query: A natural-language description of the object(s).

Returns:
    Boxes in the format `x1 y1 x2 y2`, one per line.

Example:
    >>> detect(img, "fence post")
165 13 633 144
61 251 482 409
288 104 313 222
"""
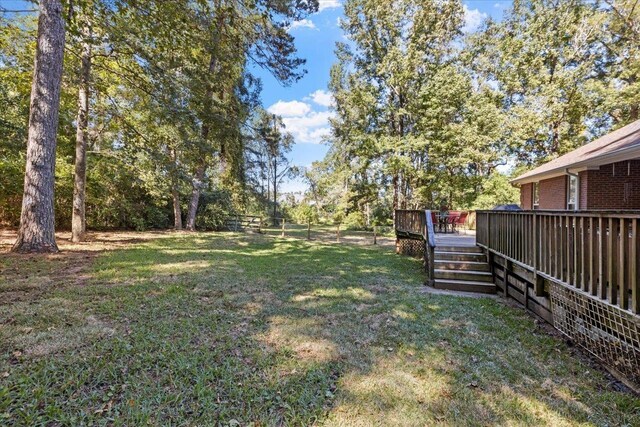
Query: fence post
373 225 377 245
281 218 285 237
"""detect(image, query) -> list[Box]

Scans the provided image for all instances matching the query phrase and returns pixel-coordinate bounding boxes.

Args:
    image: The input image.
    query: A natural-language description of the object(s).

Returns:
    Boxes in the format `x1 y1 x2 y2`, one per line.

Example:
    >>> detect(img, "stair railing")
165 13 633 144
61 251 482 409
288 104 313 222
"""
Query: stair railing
394 209 436 285
424 210 436 285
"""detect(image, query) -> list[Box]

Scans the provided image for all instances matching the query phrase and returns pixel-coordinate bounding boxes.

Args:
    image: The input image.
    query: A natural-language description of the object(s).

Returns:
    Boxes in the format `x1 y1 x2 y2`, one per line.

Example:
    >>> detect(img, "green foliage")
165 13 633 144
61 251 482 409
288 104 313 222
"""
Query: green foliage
466 0 606 165
1 0 319 231
322 0 639 218
2 0 639 232
327 0 506 214
292 202 318 225
247 110 295 219
85 156 172 231
195 190 235 231
472 173 521 210
343 211 365 230
370 203 392 227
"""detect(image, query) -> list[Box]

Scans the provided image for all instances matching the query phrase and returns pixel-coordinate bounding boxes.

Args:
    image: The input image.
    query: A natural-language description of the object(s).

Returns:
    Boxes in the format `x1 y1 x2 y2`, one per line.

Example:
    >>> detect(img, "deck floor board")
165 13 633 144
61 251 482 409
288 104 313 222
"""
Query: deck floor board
435 232 476 247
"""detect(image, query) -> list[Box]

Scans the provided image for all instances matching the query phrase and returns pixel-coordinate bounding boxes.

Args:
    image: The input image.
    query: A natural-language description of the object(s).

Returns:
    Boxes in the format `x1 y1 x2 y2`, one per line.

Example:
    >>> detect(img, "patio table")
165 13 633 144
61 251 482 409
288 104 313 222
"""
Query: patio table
435 213 452 233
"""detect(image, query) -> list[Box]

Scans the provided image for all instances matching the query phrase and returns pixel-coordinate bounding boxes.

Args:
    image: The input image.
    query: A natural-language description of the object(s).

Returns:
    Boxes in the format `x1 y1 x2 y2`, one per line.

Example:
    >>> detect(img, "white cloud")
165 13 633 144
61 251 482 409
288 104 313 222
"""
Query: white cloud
318 0 341 12
281 111 333 144
289 19 317 31
267 100 312 117
462 5 488 33
268 88 337 144
308 89 334 107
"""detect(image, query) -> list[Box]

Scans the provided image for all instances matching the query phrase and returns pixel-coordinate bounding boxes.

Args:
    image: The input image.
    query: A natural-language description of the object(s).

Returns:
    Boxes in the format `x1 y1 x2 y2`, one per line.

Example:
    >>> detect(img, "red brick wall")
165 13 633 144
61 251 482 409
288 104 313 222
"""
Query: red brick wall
539 176 567 209
520 183 533 209
583 161 640 209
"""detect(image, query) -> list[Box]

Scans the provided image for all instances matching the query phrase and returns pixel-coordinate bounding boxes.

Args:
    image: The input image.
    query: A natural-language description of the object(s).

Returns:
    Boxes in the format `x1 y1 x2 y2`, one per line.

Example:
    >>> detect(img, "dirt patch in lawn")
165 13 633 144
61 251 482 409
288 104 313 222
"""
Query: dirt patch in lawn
0 229 181 304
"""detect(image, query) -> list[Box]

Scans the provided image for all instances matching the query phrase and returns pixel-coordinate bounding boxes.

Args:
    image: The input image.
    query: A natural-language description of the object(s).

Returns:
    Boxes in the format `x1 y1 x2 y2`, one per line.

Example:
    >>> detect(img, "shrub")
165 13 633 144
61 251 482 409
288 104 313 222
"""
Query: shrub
196 190 235 231
343 211 366 230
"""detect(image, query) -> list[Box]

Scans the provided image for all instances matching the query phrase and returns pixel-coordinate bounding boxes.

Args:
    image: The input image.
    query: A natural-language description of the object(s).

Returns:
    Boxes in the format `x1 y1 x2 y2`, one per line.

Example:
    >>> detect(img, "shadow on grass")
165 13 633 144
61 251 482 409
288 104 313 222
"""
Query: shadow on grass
1 232 638 425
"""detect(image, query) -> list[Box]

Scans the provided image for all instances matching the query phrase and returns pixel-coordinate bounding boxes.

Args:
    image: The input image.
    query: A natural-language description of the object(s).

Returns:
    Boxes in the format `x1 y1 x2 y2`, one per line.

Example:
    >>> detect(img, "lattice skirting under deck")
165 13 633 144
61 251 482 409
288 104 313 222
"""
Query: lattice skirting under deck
549 282 640 386
396 238 425 257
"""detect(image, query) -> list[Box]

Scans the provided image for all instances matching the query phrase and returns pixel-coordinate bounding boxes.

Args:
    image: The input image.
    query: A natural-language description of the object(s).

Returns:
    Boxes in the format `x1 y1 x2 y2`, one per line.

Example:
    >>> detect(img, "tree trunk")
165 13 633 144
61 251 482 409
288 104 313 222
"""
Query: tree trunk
630 103 639 121
185 163 205 231
12 0 66 254
185 27 221 231
392 173 399 224
169 148 182 230
71 20 92 243
272 162 277 224
172 188 182 230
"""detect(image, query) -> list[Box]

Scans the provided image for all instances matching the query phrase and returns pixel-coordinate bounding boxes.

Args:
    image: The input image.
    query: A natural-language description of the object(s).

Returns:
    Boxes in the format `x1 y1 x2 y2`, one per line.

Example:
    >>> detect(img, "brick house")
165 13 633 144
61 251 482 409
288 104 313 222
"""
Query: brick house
513 120 640 210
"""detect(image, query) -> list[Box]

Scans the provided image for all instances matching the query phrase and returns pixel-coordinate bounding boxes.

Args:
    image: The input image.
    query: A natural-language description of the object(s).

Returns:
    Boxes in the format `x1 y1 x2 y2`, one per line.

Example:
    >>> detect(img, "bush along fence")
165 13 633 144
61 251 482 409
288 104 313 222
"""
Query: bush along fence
476 210 640 390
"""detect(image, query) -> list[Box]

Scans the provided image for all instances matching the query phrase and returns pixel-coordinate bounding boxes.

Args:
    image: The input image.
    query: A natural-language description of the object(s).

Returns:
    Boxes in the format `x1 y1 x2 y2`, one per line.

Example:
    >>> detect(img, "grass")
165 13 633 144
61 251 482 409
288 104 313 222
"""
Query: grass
261 223 396 243
0 229 639 426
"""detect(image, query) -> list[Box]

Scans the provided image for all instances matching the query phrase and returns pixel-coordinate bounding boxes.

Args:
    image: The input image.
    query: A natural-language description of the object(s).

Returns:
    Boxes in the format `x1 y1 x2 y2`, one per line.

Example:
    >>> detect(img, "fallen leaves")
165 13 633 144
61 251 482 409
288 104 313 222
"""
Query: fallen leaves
94 399 113 415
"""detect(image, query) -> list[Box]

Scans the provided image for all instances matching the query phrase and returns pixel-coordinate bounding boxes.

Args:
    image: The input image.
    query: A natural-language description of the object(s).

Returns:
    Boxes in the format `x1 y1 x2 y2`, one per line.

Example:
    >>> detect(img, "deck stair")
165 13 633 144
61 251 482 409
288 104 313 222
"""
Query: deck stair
433 245 496 294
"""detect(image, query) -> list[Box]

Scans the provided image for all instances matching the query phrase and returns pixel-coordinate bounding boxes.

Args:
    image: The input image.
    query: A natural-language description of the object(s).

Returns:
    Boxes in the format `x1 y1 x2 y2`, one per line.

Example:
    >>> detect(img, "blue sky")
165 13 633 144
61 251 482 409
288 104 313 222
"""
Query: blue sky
253 0 513 193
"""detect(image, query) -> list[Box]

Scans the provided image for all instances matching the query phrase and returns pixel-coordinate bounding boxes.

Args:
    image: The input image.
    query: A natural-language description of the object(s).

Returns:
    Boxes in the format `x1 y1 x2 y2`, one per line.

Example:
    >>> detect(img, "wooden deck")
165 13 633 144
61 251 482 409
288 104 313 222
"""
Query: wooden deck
476 209 640 389
435 232 476 247
394 210 489 293
396 209 640 389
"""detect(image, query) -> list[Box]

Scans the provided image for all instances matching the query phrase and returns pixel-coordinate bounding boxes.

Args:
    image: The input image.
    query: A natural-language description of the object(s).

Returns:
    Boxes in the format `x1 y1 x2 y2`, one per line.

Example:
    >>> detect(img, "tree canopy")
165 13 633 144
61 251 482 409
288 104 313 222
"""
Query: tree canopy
1 0 639 244
308 0 639 224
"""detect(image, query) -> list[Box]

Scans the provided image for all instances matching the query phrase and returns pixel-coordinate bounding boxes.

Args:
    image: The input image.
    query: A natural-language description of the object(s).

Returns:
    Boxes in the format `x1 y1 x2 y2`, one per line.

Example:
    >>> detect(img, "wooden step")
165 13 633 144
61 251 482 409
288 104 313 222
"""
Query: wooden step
434 269 493 282
435 245 483 254
434 260 491 271
434 251 486 262
433 279 497 294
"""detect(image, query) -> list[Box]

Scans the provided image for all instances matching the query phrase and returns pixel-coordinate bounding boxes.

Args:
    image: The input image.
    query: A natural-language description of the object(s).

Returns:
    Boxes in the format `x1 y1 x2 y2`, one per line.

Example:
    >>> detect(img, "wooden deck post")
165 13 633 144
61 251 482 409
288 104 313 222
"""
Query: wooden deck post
532 212 544 296
632 218 639 314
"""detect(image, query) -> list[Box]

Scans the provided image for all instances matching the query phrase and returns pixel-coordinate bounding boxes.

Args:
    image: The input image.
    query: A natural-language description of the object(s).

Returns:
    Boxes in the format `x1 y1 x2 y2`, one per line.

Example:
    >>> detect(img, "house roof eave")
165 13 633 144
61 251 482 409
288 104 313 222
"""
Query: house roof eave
511 144 640 185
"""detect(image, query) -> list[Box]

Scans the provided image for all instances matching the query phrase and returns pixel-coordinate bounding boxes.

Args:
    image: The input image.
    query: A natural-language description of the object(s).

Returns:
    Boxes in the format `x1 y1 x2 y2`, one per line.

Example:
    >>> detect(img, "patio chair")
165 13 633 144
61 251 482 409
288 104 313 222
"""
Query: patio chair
454 212 469 232
448 212 460 233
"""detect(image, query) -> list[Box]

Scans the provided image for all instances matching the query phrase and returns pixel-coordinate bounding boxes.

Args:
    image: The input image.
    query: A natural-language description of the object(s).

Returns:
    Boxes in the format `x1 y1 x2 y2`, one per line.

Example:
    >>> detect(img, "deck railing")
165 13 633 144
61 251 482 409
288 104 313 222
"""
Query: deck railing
395 210 436 284
476 210 640 314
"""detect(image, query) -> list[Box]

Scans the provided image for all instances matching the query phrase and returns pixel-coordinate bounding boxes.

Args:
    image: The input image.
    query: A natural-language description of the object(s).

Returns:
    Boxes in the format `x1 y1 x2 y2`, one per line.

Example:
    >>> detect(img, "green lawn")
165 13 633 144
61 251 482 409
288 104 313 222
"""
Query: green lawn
261 223 396 243
1 231 638 425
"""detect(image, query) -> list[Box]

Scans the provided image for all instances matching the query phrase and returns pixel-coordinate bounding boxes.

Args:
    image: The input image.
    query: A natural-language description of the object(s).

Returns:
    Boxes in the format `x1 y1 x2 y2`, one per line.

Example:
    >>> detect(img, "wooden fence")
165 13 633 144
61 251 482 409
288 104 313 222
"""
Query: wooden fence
223 215 263 232
476 210 640 314
395 210 436 285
